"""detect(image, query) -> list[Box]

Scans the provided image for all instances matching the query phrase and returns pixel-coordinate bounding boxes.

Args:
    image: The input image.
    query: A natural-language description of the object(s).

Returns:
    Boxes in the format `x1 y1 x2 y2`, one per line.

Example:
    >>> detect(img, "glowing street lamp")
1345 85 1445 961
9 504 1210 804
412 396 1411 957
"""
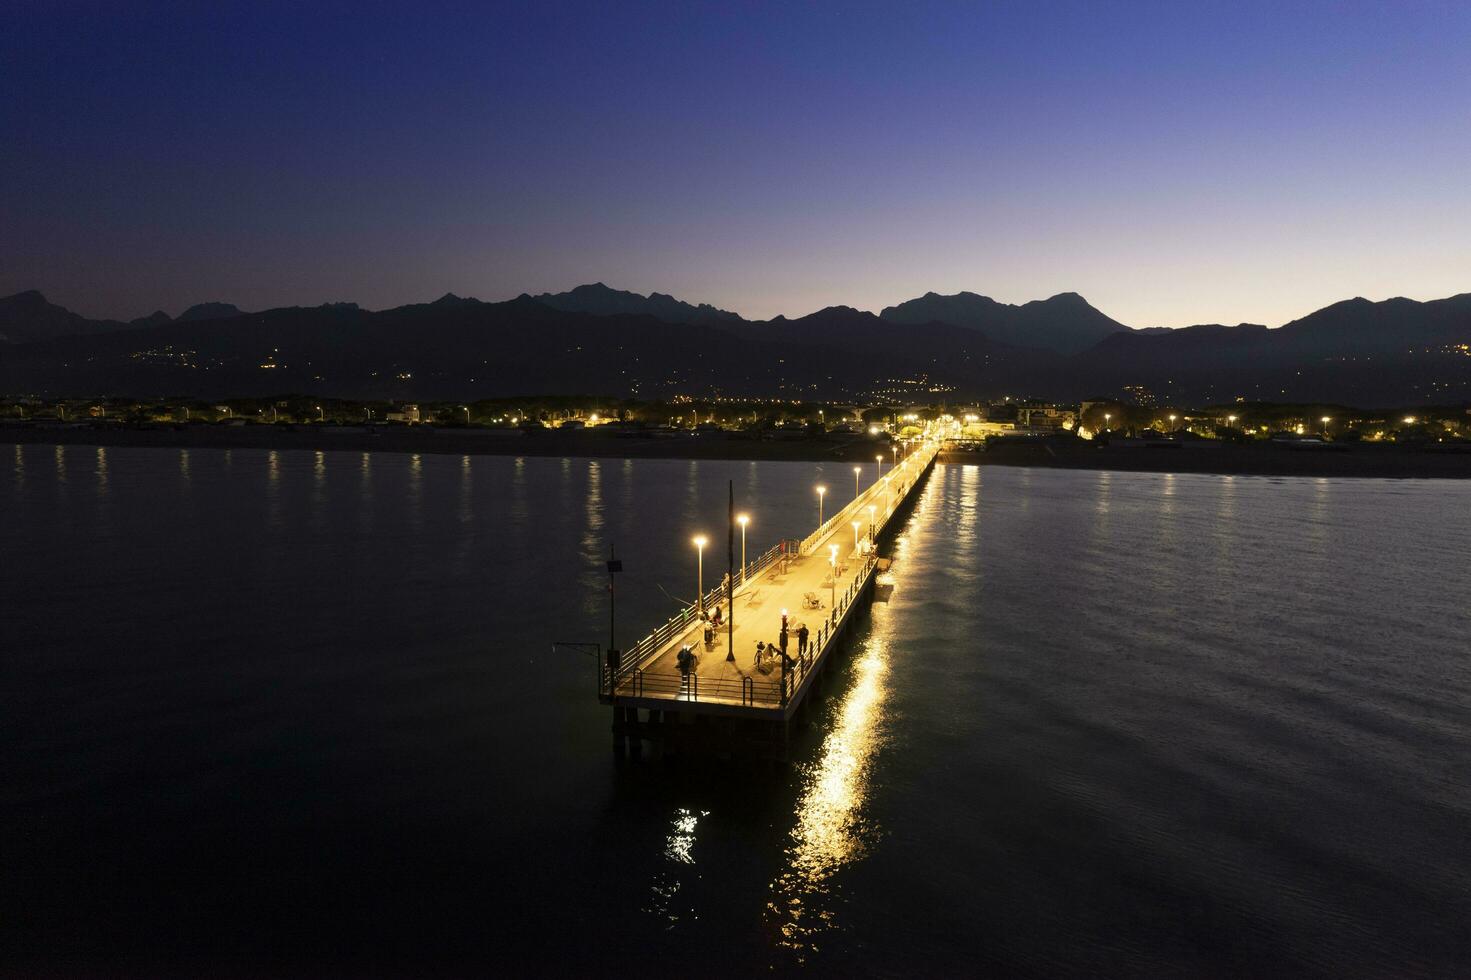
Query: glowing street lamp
816 484 827 526
1104 412 1112 430
1228 414 1238 426
852 519 861 550
1321 415 1332 435
1168 414 1177 430
867 503 877 539
736 513 749 583
692 535 708 613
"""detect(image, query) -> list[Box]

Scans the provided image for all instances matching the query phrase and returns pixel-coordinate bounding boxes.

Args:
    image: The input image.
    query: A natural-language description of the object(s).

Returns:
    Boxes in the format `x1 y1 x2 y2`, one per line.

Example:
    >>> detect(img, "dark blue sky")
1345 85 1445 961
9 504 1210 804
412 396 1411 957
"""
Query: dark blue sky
4 1 1468 325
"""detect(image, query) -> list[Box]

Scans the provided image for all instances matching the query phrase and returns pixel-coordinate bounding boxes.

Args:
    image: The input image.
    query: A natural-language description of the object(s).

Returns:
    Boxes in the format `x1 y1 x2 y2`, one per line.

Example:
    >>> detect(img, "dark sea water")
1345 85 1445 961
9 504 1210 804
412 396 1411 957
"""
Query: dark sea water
3 445 1469 977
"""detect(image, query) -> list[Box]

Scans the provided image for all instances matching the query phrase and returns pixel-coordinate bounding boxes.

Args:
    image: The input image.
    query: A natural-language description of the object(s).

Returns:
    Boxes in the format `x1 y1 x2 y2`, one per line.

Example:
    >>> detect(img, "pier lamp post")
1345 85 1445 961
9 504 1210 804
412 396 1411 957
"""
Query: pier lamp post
852 520 861 551
816 485 827 526
737 513 749 583
853 466 861 499
828 544 839 609
692 535 708 614
867 504 876 540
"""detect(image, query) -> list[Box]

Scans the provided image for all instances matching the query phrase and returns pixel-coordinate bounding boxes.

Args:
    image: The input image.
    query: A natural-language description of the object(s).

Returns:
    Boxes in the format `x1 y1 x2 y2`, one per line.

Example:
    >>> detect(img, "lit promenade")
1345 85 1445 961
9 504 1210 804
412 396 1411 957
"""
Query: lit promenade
603 437 938 720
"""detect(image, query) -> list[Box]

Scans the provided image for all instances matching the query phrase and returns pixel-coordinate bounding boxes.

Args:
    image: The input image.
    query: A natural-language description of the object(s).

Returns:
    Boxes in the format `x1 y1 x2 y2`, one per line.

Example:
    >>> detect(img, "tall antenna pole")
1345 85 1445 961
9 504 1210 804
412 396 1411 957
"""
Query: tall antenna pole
726 480 735 662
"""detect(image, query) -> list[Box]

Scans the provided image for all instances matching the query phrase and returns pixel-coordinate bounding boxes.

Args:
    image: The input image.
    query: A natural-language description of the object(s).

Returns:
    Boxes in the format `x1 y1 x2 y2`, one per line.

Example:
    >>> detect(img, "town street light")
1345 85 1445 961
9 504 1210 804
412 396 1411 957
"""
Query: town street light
1168 414 1177 430
316 405 323 421
692 535 708 614
737 513 749 583
1104 412 1111 430
1321 415 1331 435
1228 414 1237 426
816 485 827 526
853 466 861 499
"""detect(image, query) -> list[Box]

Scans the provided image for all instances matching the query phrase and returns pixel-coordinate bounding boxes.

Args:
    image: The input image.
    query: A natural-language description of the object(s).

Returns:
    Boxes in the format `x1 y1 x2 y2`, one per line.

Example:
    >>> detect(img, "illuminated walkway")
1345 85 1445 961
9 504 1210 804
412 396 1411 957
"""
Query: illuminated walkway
601 435 938 718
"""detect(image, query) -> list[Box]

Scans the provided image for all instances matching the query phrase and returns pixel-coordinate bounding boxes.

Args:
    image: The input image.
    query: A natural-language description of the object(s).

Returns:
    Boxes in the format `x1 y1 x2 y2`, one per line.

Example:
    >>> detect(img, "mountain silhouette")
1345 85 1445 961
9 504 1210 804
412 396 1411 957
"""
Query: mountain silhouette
0 290 125 344
524 282 742 325
1 288 1468 405
178 302 245 322
880 290 1127 354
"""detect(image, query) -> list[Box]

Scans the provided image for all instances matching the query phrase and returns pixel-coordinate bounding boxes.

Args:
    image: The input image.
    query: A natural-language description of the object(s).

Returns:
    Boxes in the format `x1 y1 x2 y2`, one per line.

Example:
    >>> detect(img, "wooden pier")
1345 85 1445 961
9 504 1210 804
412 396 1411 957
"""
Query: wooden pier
598 436 939 759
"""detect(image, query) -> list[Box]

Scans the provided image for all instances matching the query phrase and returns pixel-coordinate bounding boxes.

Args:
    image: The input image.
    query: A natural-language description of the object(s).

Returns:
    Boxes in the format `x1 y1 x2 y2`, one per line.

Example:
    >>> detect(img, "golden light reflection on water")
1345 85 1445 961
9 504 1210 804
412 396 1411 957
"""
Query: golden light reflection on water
767 618 893 955
646 807 710 928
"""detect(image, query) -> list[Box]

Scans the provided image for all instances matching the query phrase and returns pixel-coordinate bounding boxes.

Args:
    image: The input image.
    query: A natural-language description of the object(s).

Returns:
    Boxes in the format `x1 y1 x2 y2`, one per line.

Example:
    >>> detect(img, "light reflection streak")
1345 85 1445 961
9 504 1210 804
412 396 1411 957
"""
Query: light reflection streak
12 444 23 494
95 446 108 497
580 460 605 614
408 453 424 537
955 464 979 550
1307 476 1331 553
664 807 706 865
180 448 192 484
309 450 327 529
454 455 474 571
265 450 280 527
54 445 66 484
510 456 528 524
767 627 892 957
358 452 373 533
645 807 709 929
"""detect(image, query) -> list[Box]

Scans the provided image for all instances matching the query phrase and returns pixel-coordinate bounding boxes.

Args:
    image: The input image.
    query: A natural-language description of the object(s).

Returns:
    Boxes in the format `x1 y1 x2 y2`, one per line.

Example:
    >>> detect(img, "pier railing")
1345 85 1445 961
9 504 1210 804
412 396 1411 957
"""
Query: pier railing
798 443 937 557
614 550 879 708
601 537 803 695
601 439 937 706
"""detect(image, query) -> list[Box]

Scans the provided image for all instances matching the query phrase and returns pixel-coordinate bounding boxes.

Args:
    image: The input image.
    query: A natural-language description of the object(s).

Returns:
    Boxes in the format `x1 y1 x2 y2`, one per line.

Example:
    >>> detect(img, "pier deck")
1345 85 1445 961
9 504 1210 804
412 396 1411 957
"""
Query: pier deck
600 437 938 725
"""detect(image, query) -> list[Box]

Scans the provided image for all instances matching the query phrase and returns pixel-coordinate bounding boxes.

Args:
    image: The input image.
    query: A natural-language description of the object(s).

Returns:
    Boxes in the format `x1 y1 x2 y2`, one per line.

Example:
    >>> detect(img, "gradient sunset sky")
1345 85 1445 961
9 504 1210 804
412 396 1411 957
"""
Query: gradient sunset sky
5 1 1469 326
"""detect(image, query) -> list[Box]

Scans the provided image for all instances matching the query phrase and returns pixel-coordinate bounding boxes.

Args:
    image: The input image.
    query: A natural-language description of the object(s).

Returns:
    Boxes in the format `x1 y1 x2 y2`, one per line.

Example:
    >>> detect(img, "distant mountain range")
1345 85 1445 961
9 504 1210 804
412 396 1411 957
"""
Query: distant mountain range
523 282 742 326
880 290 1127 355
1 284 1469 406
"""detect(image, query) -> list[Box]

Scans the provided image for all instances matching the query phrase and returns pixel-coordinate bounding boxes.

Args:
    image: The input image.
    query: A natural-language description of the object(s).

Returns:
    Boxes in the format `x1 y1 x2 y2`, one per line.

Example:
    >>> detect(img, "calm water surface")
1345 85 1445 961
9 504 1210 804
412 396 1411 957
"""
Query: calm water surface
3 445 1469 976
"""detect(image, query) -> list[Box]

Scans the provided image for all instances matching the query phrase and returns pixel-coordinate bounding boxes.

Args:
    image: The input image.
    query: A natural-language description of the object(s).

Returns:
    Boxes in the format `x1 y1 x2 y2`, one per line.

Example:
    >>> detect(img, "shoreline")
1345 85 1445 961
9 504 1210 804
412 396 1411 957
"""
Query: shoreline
0 424 885 463
5 425 1471 478
946 443 1471 479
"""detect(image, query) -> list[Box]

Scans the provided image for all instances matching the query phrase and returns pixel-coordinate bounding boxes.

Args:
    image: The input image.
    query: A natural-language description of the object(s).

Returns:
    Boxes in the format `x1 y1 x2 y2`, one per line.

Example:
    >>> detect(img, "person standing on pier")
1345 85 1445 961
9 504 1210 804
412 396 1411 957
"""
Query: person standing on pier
797 623 809 656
